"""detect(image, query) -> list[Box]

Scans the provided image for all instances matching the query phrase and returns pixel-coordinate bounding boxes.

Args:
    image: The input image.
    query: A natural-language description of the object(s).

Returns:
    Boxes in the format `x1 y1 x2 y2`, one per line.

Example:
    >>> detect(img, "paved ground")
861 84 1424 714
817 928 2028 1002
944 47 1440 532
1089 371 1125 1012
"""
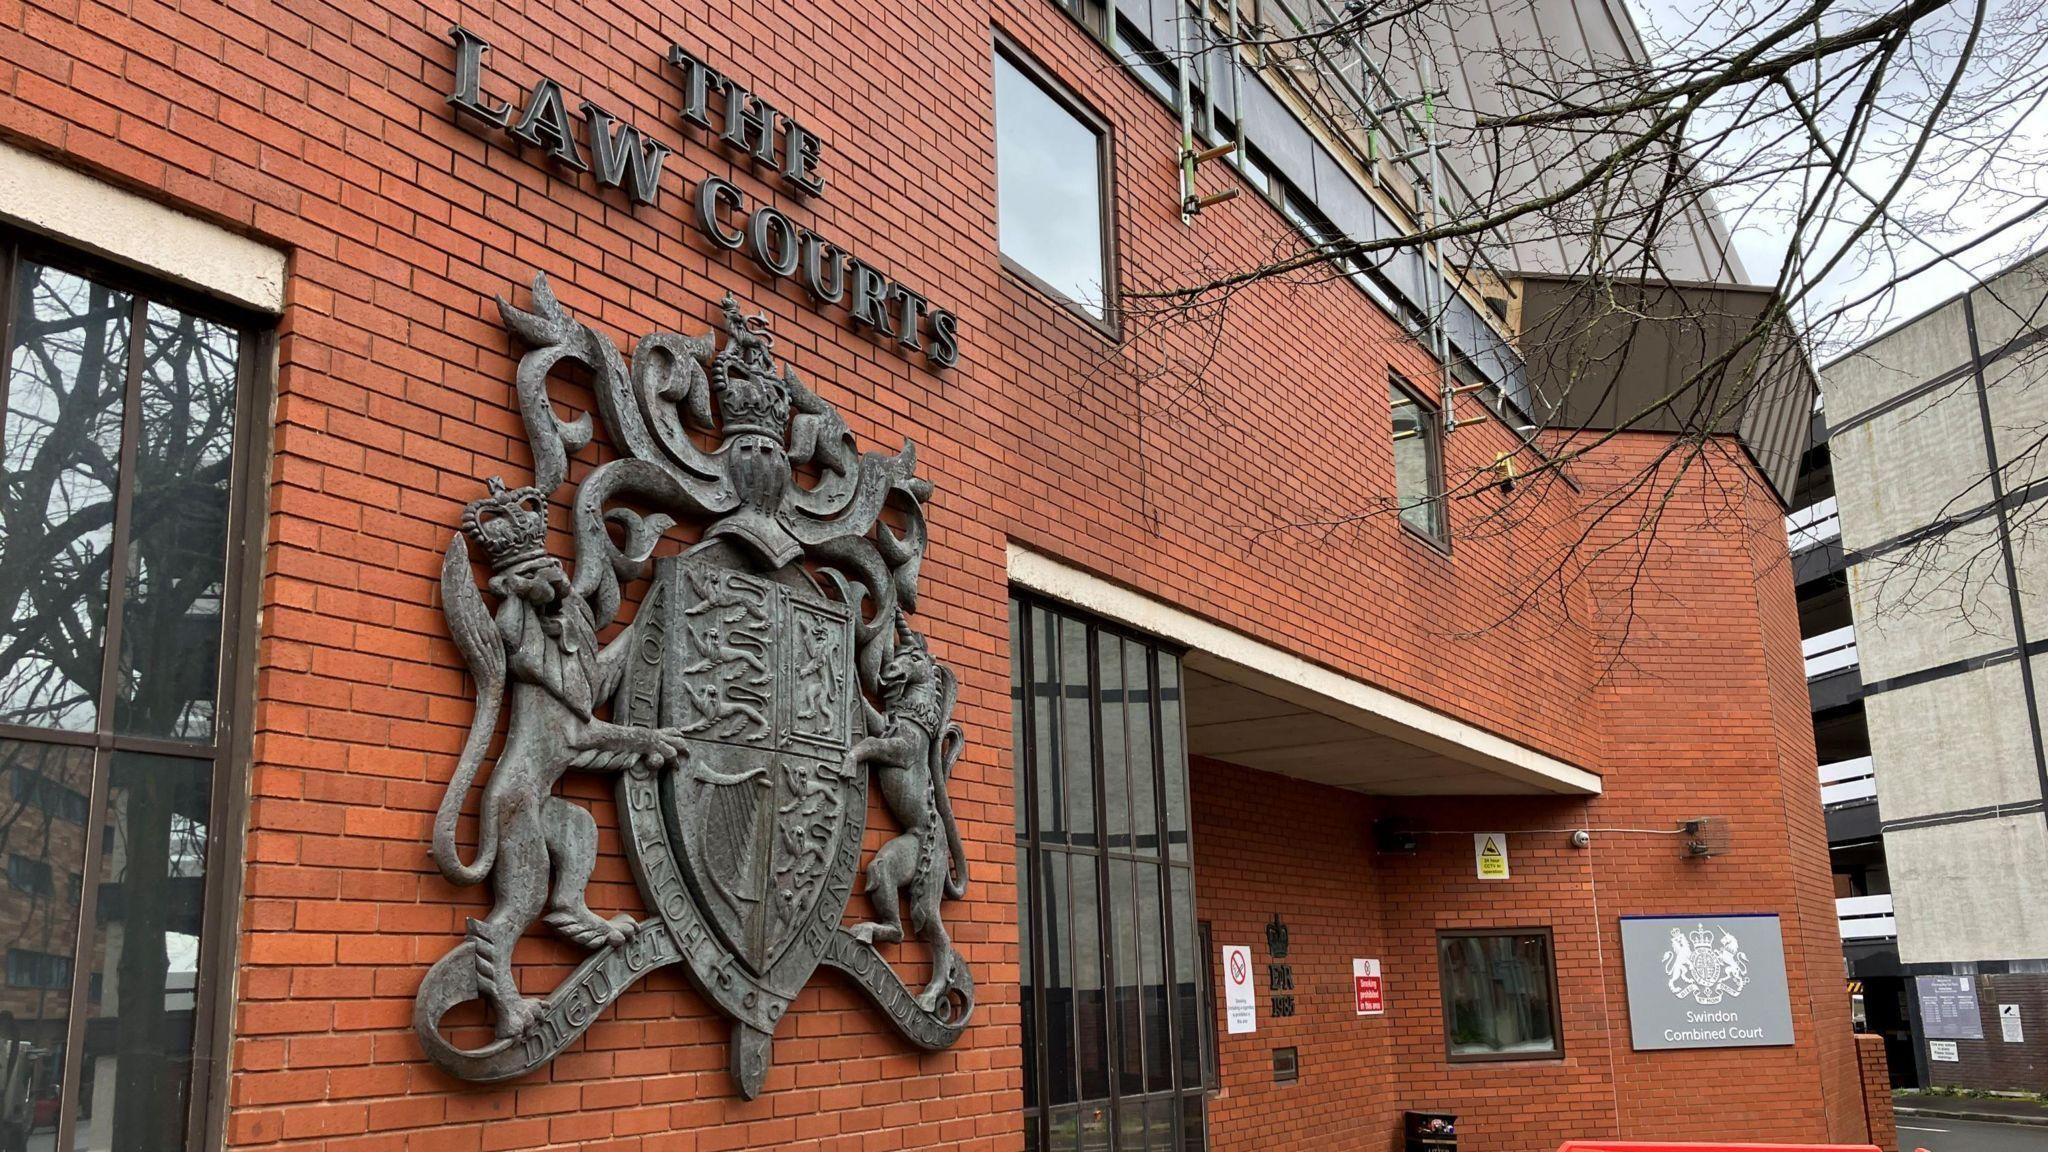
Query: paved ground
1897 1117 2048 1152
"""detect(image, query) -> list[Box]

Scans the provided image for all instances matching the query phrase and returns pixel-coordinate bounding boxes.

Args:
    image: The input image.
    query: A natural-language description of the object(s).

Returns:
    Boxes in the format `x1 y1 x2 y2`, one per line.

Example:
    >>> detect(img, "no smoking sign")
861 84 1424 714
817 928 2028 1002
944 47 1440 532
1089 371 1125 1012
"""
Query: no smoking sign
1223 945 1257 1034
1353 958 1384 1015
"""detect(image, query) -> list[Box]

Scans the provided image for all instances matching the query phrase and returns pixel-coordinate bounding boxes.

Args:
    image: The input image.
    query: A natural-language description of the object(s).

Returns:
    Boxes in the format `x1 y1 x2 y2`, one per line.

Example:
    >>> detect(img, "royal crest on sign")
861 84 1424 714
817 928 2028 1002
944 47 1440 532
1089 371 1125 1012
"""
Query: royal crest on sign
412 276 972 1097
1662 923 1751 1005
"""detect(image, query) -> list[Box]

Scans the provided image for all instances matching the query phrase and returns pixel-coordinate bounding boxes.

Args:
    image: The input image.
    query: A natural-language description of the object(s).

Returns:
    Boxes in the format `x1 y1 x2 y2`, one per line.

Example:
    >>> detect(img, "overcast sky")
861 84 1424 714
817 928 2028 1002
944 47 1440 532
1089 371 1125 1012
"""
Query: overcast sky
1620 0 2048 360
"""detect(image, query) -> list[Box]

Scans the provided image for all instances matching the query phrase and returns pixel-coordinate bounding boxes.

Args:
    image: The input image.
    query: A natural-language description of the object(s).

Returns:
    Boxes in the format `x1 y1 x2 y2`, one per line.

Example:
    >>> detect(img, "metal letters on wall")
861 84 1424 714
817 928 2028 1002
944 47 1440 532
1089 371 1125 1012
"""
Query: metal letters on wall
412 276 973 1096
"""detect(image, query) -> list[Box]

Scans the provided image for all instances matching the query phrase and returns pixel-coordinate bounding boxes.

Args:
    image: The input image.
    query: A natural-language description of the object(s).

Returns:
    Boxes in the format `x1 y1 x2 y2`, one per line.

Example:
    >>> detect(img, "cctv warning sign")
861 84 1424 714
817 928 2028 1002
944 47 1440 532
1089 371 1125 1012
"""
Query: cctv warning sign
1475 833 1510 879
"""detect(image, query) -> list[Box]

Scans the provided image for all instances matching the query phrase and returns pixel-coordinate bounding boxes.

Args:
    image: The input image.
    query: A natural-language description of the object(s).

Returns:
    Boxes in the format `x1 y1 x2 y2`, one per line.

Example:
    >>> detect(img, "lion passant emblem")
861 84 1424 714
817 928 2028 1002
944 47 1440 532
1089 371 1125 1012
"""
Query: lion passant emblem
413 276 971 1097
1662 923 1751 1005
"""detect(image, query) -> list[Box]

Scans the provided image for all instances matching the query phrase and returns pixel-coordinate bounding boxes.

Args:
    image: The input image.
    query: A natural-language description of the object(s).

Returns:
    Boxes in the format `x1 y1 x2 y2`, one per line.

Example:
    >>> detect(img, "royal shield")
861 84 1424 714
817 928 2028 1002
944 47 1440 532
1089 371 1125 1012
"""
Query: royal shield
611 552 870 1095
662 556 857 976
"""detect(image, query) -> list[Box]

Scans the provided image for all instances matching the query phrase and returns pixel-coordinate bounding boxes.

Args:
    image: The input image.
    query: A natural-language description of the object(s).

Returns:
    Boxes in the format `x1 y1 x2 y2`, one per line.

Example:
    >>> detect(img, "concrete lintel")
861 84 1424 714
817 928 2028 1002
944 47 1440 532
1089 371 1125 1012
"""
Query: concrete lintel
0 140 286 314
1008 545 1602 796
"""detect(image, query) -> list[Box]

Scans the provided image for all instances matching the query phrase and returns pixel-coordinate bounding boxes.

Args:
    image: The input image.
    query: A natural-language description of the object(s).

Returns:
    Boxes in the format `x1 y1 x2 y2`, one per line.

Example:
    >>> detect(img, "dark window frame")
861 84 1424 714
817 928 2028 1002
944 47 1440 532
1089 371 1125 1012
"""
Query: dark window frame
991 30 1123 340
0 225 269 1152
1388 368 1449 551
1434 926 1565 1064
1013 591 1208 1152
7 852 53 895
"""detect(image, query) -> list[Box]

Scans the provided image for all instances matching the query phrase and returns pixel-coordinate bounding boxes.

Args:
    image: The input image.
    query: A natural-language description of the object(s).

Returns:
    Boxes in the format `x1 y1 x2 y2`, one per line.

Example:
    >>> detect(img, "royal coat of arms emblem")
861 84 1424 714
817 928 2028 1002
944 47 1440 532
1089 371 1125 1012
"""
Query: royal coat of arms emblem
411 276 972 1097
1662 923 1751 1005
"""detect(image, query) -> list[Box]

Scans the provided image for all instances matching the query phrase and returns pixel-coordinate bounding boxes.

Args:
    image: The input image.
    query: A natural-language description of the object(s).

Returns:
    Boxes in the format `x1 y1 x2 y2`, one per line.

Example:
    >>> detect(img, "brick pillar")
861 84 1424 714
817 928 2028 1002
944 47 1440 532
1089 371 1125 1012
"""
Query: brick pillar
1859 1033 1897 1152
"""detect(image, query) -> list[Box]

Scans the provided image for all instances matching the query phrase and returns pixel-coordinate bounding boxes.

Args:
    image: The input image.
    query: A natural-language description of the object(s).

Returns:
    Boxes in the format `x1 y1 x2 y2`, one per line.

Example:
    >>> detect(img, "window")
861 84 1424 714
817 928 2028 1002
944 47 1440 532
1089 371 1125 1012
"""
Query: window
8 853 52 895
1012 594 1207 1152
1388 372 1446 544
994 46 1114 324
1437 929 1563 1061
11 769 88 823
1051 0 1112 40
7 949 73 991
0 230 260 1152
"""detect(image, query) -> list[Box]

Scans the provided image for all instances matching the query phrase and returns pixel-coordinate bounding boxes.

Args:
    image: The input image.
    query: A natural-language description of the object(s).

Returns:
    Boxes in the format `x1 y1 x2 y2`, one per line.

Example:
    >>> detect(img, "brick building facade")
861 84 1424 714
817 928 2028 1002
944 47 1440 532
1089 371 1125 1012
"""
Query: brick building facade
0 0 1882 1149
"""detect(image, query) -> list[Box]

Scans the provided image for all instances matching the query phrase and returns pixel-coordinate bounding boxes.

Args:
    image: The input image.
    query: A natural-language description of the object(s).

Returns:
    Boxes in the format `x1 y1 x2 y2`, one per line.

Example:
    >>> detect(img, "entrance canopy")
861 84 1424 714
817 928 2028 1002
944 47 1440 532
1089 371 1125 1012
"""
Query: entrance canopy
1009 547 1601 797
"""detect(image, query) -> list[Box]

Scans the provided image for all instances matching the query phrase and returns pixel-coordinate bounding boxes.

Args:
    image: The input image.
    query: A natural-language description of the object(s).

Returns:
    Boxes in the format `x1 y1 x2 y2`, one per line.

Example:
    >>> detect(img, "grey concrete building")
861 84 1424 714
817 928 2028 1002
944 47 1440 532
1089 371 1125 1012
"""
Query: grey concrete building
1800 246 2048 1091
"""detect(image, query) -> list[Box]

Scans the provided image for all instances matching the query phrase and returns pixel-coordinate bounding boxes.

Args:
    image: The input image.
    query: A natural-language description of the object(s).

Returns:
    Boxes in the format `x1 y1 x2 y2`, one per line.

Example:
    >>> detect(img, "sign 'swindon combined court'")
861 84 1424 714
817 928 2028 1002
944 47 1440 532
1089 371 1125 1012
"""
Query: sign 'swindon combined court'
1619 915 1795 1050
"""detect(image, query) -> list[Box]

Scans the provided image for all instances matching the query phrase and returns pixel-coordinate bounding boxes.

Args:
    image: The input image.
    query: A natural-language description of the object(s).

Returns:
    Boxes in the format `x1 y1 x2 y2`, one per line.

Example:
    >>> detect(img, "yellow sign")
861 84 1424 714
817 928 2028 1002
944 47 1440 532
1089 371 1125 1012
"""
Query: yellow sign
1474 833 1510 879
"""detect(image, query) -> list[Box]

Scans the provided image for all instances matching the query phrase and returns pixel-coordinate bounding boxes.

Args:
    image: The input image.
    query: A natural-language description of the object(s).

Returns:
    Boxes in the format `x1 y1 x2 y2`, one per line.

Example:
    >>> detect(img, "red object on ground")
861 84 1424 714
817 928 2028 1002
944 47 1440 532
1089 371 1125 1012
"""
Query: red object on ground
1561 1144 1884 1152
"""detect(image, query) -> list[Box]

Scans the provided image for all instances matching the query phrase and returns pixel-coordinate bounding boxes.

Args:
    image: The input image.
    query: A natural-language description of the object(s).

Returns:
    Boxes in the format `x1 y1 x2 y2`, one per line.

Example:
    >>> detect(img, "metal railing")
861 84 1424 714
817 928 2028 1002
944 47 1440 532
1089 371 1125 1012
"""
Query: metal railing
1802 625 1858 679
1837 894 1896 941
1819 756 1876 806
1785 496 1840 554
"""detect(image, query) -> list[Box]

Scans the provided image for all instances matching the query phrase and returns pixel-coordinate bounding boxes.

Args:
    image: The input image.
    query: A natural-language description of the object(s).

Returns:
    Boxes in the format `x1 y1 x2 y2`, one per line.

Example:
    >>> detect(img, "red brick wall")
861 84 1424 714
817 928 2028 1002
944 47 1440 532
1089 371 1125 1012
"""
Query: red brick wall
1860 1034 1896 1152
0 0 1853 1149
1189 436 1863 1152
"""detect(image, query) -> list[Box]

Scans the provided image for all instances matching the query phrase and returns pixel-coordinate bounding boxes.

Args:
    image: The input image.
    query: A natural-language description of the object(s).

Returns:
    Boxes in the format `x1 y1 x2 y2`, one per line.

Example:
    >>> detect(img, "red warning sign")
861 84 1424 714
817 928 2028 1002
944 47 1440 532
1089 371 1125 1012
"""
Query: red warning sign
1353 958 1383 1015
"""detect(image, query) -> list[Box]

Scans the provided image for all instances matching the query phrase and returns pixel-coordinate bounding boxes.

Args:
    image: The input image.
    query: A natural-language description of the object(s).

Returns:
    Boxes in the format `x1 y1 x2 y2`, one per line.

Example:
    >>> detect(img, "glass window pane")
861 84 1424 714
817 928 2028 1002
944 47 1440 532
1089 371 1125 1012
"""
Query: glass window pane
1077 1104 1109 1152
1116 1099 1147 1152
1139 864 1171 1093
1058 616 1095 845
1033 609 1066 845
1179 1093 1206 1152
1042 851 1077 1105
1048 1105 1079 1152
1019 843 1036 1112
1389 378 1444 541
1098 637 1127 850
0 740 94 1147
1109 858 1142 1097
1123 644 1156 857
994 55 1108 318
1072 854 1109 1101
1146 1096 1177 1152
75 751 212 1150
1158 657 1189 862
0 262 131 732
1171 868 1202 1089
1438 932 1558 1057
1012 598 1029 838
113 304 240 742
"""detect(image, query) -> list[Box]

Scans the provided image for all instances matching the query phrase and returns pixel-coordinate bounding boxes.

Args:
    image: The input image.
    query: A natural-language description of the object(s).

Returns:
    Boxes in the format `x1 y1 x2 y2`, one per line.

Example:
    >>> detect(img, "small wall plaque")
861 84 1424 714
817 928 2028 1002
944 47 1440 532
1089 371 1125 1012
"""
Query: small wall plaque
1272 1046 1299 1082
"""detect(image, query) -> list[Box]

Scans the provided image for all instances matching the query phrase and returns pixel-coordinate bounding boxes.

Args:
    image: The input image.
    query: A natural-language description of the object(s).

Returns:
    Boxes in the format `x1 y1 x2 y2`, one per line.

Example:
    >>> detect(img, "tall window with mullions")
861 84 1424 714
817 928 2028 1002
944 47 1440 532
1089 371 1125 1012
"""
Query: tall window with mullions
1012 593 1207 1152
0 230 262 1152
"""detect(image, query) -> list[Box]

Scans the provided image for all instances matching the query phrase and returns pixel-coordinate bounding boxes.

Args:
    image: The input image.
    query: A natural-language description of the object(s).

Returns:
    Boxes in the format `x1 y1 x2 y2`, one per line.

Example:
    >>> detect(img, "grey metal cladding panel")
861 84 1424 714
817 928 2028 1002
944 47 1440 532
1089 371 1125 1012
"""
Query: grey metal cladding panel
1444 298 1489 367
1208 34 1239 120
1500 361 1533 419
1309 149 1354 217
1387 247 1428 304
1315 165 1381 246
1446 297 1533 416
1519 274 1811 503
1238 74 1320 195
1131 0 1174 60
1737 342 1817 504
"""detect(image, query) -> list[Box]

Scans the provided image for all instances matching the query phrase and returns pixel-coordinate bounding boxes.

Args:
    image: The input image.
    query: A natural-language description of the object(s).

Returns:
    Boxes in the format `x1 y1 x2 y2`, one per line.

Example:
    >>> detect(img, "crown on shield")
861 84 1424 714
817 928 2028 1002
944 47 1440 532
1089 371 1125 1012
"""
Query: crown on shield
1689 925 1718 950
712 294 792 440
461 477 550 572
